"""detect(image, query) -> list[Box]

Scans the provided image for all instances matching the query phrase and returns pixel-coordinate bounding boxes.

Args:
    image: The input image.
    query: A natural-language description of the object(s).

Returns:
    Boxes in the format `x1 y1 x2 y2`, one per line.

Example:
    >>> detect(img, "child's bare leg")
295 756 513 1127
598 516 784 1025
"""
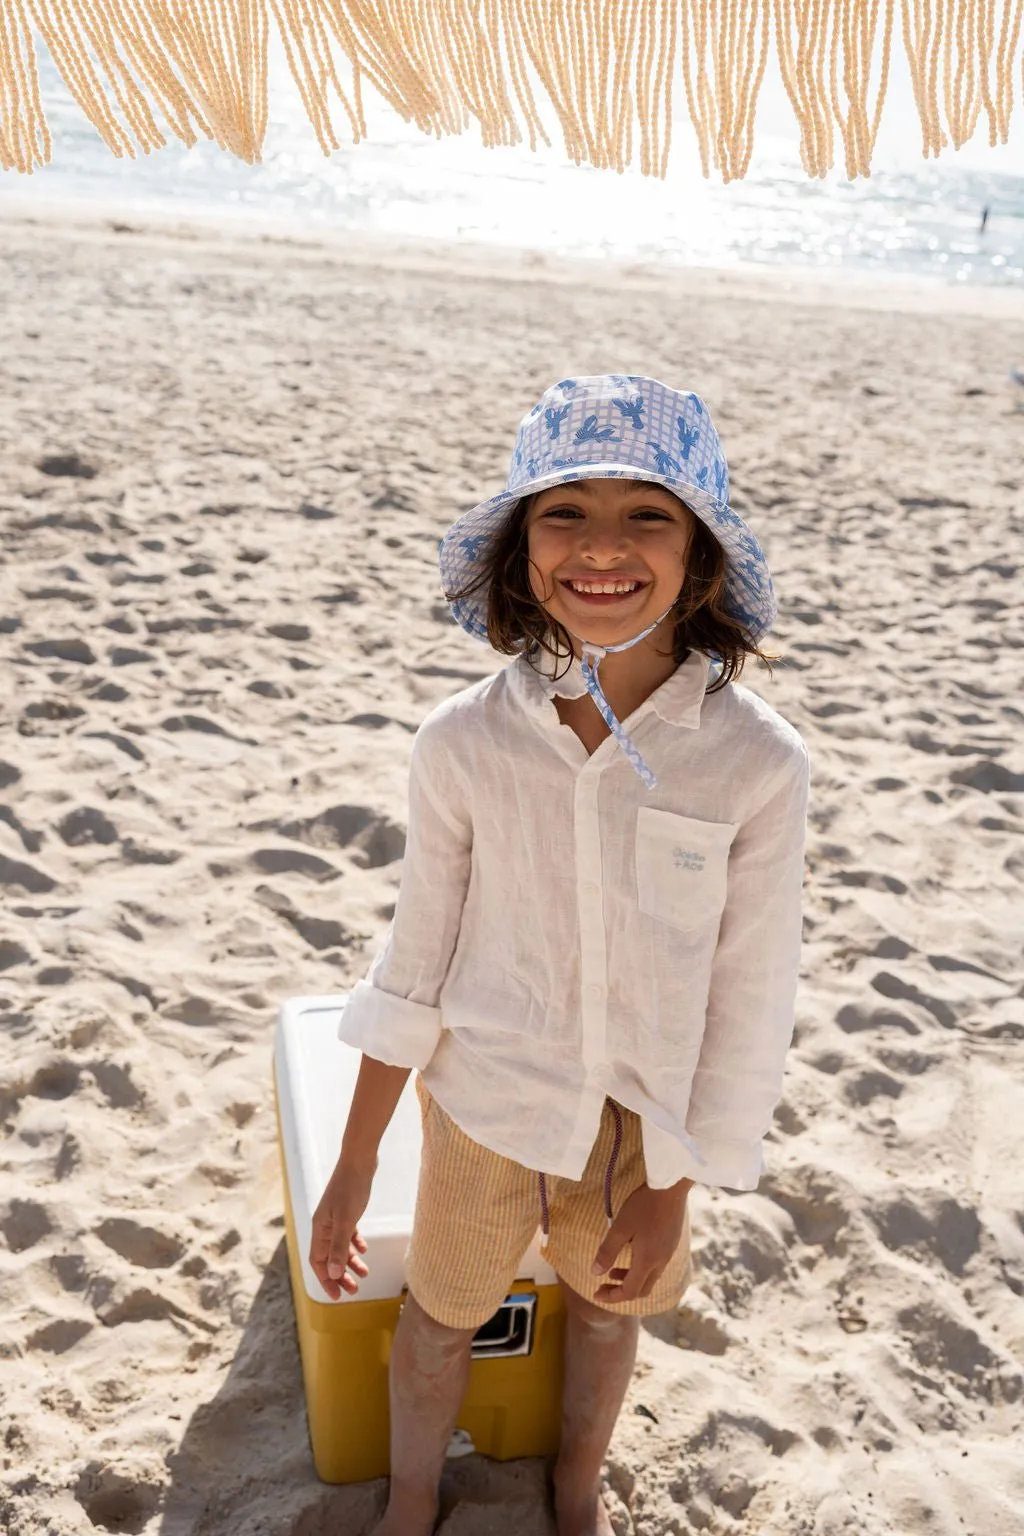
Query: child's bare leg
552 1277 640 1536
373 1291 476 1536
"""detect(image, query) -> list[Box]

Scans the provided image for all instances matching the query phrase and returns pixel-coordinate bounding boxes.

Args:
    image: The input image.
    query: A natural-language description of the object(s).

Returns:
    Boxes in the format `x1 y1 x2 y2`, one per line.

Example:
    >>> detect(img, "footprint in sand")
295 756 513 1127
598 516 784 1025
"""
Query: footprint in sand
253 886 356 952
73 1464 160 1535
108 645 154 665
758 1167 851 1248
844 1067 904 1106
875 1045 935 1075
0 805 44 853
88 1061 145 1110
23 698 87 727
121 838 179 865
951 760 1024 793
86 551 132 569
23 637 97 664
94 1217 185 1270
55 806 119 846
1 1197 53 1253
343 711 417 733
248 848 342 882
50 1253 88 1293
673 1307 731 1356
873 1195 982 1275
691 1197 797 1314
874 935 914 960
265 622 311 643
897 1300 1022 1403
250 803 407 870
836 1001 921 1035
0 851 59 895
832 869 908 894
0 939 32 971
643 1293 732 1355
95 1286 202 1330
22 1059 81 1103
26 1318 94 1355
870 971 958 1029
160 713 255 745
36 451 99 479
662 1410 798 1526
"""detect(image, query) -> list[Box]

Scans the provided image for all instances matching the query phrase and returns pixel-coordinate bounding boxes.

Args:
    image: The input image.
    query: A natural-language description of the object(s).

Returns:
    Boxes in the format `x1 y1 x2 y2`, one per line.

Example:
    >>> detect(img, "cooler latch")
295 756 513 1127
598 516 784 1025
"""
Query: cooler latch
470 1291 537 1359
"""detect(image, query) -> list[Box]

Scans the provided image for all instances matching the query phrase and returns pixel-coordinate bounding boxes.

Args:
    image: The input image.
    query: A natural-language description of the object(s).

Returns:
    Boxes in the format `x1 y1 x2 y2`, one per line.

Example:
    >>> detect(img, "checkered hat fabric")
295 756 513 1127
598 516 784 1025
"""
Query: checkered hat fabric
438 374 776 645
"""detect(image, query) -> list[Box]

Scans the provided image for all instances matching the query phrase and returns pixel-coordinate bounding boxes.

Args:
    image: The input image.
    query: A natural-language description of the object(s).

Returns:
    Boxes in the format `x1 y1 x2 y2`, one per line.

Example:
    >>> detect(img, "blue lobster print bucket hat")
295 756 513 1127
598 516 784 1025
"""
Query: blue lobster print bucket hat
437 374 777 788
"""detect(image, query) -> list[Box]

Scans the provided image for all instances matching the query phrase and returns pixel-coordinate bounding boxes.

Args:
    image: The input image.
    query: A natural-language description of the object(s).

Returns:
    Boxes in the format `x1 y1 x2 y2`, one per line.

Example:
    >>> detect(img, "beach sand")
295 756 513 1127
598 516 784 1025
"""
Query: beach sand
0 202 1022 1536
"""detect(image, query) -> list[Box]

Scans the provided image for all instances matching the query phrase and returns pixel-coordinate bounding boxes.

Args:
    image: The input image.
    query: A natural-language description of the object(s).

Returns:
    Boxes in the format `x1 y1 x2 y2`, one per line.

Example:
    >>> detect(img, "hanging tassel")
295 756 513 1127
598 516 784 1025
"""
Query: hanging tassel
992 0 1024 143
0 0 50 172
0 1 1020 180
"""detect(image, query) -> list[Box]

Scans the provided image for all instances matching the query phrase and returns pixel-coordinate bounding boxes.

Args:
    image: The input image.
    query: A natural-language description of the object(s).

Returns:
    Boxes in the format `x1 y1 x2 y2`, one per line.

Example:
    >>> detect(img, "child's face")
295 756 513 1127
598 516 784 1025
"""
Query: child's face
525 478 694 645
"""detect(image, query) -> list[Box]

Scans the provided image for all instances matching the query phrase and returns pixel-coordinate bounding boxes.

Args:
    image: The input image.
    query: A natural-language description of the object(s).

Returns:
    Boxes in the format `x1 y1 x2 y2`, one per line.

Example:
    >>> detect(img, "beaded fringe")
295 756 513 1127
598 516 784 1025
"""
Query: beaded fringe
1 1 1022 180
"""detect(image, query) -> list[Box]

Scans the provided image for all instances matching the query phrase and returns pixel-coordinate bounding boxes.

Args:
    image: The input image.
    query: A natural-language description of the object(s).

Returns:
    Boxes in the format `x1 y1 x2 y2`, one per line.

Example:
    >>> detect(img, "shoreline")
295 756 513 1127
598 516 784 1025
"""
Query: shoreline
2 190 1022 321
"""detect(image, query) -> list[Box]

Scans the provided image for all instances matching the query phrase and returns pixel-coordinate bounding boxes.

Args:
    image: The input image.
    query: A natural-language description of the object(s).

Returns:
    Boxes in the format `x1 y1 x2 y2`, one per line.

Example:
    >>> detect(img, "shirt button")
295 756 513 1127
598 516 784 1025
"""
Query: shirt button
586 982 605 1000
581 882 600 899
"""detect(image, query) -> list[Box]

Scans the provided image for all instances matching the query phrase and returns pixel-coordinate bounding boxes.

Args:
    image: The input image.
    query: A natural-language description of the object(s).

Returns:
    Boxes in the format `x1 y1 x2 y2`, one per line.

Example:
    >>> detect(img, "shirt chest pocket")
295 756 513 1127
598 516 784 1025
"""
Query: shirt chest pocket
635 808 739 934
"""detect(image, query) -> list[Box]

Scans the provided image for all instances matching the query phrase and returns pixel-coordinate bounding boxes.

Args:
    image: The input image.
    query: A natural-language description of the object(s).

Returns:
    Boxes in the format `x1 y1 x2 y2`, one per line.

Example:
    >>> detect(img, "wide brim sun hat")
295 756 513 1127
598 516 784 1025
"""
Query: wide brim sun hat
438 373 777 791
438 374 776 648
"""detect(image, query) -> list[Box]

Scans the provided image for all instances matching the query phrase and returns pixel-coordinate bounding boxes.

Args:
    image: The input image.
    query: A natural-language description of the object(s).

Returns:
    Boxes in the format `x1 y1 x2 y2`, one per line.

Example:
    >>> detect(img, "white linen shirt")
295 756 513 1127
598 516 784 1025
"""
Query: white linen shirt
337 646 810 1191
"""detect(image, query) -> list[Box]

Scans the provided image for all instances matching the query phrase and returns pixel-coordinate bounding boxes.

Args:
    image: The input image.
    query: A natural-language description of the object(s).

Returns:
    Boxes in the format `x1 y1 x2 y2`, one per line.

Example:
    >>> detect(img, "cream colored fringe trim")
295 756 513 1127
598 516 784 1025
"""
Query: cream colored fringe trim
2 1 1022 179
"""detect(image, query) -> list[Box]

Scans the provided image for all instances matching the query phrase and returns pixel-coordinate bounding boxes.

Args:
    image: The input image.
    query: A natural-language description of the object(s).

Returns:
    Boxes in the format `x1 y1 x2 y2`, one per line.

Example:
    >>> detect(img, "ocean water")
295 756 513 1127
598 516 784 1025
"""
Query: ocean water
3 45 1022 289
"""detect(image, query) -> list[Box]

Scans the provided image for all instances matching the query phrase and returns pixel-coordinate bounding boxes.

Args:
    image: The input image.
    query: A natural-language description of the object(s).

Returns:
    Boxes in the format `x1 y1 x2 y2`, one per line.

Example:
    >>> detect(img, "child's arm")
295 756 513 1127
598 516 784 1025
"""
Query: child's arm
309 710 473 1298
309 1053 411 1301
683 737 811 1189
334 710 473 1070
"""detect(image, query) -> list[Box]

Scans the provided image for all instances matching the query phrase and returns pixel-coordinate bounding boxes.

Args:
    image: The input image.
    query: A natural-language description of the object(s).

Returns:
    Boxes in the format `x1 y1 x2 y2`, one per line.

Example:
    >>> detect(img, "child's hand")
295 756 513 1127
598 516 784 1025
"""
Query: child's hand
589 1178 693 1304
309 1157 375 1300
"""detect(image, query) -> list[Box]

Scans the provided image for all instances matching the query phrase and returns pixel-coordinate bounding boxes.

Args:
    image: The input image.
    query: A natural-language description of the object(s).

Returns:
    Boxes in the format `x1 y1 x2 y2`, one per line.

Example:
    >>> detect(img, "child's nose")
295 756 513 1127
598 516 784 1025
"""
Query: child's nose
578 527 631 557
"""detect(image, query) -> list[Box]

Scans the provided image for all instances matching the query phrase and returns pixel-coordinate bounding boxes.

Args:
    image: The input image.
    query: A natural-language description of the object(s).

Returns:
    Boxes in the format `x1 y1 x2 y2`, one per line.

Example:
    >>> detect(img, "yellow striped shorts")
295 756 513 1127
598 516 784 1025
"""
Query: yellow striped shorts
405 1076 693 1330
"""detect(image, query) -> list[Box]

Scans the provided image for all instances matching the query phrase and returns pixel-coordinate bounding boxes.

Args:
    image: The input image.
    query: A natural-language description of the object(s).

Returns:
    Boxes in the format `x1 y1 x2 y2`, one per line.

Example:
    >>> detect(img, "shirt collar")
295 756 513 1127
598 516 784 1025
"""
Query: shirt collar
511 644 711 730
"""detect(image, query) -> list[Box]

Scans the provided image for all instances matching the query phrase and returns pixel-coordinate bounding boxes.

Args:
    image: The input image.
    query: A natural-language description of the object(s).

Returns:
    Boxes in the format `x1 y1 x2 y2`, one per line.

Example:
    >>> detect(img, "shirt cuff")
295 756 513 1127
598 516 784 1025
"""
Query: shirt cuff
336 980 443 1070
642 1118 765 1192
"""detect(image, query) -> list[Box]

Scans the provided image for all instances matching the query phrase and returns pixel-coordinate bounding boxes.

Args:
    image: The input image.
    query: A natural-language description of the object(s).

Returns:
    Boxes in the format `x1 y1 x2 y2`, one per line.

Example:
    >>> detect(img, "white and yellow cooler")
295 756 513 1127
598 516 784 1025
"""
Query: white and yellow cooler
274 993 566 1484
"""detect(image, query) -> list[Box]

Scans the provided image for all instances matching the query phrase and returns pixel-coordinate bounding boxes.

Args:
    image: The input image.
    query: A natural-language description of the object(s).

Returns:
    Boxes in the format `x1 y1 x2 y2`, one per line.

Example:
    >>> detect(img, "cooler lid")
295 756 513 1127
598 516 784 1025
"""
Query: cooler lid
274 993 557 1304
275 994 420 1303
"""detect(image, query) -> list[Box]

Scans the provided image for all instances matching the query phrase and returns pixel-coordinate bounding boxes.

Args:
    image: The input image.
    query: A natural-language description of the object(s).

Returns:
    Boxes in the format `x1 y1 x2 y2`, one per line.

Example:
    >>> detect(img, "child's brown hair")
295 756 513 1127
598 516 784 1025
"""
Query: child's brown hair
447 491 778 692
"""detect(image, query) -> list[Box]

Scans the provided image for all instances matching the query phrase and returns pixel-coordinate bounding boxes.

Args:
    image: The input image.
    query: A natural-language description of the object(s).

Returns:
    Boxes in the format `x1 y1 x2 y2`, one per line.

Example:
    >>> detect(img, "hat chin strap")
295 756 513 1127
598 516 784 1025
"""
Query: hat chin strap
565 605 675 791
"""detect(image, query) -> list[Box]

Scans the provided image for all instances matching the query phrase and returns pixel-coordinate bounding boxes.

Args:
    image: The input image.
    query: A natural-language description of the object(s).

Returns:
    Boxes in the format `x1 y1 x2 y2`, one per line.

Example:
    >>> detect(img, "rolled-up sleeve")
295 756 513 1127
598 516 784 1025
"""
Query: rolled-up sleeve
337 713 472 1070
682 739 810 1189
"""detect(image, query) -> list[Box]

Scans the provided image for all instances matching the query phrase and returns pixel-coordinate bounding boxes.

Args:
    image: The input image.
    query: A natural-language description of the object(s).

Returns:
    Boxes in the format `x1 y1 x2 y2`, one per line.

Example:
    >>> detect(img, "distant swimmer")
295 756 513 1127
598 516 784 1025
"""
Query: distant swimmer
1011 364 1024 411
980 204 990 234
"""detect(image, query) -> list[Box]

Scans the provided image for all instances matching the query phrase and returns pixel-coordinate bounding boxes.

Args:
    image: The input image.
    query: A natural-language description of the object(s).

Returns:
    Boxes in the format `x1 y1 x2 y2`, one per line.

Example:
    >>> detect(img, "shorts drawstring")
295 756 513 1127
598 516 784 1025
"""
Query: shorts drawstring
603 1098 624 1222
538 1098 623 1250
538 1170 551 1249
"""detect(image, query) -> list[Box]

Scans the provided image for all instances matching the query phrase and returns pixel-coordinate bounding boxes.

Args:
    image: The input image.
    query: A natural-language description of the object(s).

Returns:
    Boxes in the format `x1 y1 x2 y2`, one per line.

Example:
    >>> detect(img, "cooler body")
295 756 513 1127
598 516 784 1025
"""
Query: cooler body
274 993 565 1484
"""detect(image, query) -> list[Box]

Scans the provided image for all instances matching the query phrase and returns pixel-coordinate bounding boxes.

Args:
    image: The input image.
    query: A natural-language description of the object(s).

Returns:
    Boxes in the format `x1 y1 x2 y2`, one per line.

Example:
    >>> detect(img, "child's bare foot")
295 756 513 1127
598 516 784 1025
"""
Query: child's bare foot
553 1476 616 1536
371 1494 439 1536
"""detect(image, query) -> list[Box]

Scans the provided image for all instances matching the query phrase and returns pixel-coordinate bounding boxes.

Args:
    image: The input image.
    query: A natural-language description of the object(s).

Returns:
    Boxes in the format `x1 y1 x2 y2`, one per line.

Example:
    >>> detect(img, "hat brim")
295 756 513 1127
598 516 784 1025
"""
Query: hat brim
438 463 776 645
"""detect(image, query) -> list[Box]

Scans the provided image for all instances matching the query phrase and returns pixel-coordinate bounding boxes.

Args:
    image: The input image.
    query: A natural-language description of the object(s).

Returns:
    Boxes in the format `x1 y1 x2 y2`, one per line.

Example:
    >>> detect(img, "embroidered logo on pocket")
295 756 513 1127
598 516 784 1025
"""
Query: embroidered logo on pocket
672 846 706 873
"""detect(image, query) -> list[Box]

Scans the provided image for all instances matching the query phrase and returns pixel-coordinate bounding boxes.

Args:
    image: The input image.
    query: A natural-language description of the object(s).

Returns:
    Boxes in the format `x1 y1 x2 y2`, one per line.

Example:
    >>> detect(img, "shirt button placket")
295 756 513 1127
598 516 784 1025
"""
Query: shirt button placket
574 765 608 1073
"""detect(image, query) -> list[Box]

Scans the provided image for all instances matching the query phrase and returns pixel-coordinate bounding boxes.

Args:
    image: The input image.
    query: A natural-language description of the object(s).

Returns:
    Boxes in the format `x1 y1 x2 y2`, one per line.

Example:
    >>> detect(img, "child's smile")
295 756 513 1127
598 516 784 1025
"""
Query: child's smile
558 575 650 607
527 477 693 640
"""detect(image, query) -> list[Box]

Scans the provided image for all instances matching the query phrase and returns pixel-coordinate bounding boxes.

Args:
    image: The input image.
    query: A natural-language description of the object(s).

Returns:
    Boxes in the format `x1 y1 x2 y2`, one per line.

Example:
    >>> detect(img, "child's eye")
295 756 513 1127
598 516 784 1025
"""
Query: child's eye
541 507 672 521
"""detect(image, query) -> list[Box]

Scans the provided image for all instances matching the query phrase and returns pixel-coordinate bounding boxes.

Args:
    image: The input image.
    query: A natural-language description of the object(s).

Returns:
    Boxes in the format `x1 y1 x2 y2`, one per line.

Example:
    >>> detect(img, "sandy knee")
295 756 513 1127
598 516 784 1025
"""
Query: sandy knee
400 1290 478 1364
558 1277 639 1331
